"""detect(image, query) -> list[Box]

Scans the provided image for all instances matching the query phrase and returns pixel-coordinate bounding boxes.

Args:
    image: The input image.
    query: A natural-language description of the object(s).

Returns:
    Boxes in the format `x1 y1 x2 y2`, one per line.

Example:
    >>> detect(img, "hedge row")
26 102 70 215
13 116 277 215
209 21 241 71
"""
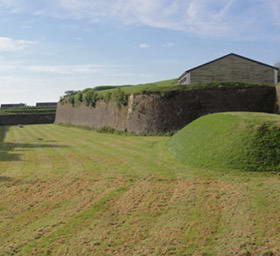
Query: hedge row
60 80 272 108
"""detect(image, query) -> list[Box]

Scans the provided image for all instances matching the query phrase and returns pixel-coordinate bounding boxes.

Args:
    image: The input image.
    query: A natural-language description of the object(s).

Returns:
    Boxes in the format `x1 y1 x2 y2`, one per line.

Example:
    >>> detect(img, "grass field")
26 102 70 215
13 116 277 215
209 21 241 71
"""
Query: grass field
1 124 280 256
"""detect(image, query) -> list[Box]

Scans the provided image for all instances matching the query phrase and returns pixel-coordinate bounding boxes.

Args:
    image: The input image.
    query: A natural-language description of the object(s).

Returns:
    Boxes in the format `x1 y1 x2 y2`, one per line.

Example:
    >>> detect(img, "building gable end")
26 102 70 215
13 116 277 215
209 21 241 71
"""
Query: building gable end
179 53 279 81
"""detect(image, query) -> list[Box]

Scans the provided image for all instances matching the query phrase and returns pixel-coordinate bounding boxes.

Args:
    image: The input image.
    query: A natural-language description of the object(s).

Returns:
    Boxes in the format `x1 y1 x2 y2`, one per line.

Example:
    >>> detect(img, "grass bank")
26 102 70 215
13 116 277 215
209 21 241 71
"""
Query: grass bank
60 79 272 108
169 112 280 172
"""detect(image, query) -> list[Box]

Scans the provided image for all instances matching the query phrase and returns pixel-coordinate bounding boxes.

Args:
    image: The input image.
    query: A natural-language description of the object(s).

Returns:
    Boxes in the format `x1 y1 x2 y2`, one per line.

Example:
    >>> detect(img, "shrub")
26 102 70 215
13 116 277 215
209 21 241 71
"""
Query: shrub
113 89 128 107
74 92 83 106
60 80 269 108
83 90 99 107
104 92 112 103
67 95 75 106
59 96 66 104
94 86 119 91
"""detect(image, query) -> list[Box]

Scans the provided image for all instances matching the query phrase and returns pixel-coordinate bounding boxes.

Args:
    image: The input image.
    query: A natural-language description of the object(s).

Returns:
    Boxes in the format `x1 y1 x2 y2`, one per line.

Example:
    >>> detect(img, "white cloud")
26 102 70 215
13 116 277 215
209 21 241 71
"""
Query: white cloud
50 0 235 36
0 37 37 52
0 75 65 104
139 43 151 49
0 64 18 72
28 65 101 74
0 0 232 36
1 0 280 38
0 0 22 12
0 61 132 76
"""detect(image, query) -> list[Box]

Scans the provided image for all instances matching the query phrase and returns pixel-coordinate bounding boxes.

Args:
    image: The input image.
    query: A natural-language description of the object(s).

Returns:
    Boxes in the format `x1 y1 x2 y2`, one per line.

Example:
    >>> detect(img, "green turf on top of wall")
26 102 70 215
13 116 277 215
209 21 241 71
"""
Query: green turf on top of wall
168 112 280 172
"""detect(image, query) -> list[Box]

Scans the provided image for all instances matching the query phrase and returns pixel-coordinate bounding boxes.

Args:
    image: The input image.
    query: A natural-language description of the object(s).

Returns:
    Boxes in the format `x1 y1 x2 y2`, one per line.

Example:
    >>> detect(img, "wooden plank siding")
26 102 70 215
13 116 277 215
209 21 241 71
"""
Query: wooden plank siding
179 54 278 85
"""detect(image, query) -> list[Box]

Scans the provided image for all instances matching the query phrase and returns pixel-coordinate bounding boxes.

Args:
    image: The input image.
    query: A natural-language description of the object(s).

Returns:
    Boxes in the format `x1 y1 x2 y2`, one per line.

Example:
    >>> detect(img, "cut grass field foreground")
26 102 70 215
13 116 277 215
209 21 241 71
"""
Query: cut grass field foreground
169 112 280 172
1 125 280 255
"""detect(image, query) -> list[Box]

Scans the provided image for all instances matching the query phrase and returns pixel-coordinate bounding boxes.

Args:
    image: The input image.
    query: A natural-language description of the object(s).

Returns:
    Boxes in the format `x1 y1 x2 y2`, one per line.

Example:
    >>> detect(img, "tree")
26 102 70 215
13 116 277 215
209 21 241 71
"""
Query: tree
64 90 77 96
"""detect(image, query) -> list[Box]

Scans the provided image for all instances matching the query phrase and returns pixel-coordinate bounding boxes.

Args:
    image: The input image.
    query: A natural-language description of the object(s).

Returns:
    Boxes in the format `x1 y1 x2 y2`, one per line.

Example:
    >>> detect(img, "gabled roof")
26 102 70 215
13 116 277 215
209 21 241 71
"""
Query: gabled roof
179 53 279 80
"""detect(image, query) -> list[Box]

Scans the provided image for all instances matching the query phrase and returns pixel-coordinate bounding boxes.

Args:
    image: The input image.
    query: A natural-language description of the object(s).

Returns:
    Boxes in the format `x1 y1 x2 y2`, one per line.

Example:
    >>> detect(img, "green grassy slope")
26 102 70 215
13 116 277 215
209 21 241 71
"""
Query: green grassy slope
0 125 280 255
96 79 272 96
95 79 178 96
169 112 280 172
60 79 272 107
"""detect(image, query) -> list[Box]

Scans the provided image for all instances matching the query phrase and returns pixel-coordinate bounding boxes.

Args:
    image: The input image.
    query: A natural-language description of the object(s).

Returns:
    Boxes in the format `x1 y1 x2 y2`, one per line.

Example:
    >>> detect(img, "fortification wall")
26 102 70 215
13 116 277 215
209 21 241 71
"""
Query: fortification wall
55 86 276 134
275 86 280 113
0 114 55 126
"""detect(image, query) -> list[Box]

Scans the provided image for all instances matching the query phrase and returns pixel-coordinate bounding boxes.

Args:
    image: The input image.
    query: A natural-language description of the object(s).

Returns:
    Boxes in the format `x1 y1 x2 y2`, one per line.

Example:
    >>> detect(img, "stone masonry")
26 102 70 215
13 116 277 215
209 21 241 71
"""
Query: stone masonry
55 86 276 134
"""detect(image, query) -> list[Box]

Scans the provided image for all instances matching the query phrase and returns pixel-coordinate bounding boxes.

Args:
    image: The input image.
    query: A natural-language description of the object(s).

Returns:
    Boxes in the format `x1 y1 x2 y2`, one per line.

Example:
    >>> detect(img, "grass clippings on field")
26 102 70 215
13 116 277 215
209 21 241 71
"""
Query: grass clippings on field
0 124 279 255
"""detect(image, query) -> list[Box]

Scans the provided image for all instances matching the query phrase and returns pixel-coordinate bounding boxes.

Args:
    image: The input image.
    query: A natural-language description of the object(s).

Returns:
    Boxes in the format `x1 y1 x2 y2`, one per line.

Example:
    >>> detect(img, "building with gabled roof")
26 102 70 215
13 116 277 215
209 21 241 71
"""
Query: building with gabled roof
1 103 26 108
178 53 279 85
36 102 57 107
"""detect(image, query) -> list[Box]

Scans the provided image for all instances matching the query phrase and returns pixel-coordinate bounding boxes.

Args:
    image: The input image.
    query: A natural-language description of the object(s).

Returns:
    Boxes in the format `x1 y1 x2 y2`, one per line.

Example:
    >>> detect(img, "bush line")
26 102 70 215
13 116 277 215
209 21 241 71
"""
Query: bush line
59 81 272 108
57 124 174 137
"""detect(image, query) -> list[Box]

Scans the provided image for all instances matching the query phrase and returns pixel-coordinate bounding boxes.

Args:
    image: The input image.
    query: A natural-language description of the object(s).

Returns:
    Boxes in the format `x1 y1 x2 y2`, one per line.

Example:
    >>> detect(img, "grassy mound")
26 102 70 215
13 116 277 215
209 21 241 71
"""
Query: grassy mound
168 112 280 171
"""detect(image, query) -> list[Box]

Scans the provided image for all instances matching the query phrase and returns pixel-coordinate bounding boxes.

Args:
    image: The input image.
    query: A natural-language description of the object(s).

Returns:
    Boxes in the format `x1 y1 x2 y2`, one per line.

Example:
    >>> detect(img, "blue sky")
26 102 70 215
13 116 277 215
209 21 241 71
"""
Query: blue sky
0 0 280 104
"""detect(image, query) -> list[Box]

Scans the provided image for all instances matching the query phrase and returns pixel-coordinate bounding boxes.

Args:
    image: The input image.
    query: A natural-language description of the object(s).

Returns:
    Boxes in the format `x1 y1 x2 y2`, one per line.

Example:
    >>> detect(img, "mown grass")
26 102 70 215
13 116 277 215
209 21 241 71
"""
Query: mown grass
96 80 272 96
95 79 178 96
0 124 280 255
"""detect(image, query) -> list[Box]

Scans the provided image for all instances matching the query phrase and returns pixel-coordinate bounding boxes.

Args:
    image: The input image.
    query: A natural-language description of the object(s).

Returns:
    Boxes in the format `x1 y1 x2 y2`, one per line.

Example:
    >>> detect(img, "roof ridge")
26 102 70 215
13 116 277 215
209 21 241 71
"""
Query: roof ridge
179 53 279 80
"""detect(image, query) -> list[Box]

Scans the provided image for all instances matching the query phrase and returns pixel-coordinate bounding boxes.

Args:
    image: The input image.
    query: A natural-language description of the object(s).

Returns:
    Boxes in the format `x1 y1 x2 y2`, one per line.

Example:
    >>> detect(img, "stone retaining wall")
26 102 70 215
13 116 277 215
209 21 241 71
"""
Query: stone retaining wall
55 86 276 134
0 114 55 126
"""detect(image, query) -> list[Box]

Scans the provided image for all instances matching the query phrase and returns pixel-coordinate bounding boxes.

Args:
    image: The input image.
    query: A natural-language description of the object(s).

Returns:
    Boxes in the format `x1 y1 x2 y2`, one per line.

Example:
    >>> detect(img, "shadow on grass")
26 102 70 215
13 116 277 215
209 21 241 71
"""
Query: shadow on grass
0 176 14 182
3 143 68 149
0 151 21 161
0 126 68 162
0 126 19 162
0 126 8 143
